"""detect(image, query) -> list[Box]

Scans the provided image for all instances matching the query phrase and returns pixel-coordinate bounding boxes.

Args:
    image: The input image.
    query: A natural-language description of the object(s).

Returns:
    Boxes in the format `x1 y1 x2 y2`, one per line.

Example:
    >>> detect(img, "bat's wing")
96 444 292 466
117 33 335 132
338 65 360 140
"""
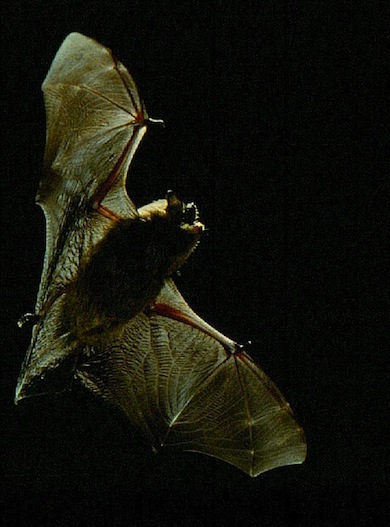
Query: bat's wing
16 33 147 399
38 32 147 311
77 280 307 477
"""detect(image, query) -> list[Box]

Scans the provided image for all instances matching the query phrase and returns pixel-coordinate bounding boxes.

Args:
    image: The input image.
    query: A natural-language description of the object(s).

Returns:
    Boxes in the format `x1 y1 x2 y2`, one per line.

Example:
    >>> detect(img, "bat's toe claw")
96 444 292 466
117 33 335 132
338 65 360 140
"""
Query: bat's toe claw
17 313 41 328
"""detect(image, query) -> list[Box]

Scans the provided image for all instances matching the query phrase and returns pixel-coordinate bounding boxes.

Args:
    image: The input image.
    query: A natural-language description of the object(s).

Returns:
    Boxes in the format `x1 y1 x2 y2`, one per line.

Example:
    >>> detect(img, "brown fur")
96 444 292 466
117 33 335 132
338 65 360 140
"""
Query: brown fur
63 202 203 343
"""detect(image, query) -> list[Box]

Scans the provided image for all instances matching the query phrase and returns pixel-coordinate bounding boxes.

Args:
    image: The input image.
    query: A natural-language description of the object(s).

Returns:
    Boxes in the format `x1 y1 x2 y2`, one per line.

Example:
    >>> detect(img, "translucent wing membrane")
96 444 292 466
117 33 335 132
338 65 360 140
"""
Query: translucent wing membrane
17 33 148 393
38 33 147 310
17 34 306 478
77 282 306 477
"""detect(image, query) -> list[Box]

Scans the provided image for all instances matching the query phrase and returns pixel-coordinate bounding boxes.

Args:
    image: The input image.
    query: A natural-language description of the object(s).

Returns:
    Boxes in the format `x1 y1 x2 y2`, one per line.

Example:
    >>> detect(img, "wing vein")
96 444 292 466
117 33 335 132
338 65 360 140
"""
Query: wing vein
78 83 138 119
234 355 255 473
109 51 140 114
162 354 230 444
46 83 138 119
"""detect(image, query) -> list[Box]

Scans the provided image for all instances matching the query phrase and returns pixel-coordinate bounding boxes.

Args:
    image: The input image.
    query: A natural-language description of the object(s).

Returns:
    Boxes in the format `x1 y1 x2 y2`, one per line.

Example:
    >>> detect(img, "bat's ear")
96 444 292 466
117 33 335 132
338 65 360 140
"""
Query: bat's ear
166 190 183 214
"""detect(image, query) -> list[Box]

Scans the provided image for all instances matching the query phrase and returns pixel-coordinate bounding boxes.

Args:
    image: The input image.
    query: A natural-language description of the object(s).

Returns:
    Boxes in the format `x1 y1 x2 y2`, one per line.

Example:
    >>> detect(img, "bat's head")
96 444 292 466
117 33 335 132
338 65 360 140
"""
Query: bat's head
138 191 204 236
165 190 204 235
137 191 205 272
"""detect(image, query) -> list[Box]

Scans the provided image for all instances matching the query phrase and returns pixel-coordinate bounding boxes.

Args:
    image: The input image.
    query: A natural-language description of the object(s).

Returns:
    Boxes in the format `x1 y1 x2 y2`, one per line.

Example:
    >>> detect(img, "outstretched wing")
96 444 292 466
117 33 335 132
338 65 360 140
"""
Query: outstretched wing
17 34 306 476
16 34 147 399
77 280 307 477
38 32 147 312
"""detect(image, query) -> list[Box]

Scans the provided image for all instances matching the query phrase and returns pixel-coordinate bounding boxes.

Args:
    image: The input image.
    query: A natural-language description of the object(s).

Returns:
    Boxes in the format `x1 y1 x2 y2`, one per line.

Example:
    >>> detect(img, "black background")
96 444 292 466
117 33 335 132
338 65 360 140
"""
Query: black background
1 1 388 525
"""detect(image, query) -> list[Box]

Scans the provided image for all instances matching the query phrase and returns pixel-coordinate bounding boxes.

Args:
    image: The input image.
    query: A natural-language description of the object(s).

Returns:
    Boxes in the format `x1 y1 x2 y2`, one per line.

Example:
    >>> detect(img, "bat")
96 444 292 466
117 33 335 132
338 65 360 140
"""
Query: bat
16 33 306 477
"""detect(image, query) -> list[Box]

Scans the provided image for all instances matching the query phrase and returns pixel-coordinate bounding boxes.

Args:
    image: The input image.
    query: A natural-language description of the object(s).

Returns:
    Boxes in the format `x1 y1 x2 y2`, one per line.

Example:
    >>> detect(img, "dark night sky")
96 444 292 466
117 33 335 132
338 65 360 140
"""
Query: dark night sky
1 1 388 525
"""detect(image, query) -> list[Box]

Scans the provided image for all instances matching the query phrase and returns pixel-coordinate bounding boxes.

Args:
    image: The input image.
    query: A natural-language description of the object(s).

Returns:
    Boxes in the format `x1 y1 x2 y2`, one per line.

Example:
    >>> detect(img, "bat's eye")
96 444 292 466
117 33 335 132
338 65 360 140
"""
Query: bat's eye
183 202 198 224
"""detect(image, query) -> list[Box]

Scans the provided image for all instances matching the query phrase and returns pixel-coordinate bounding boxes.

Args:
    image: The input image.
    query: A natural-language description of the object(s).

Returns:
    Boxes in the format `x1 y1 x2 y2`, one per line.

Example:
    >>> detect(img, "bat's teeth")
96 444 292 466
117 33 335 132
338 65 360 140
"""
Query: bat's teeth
183 202 199 224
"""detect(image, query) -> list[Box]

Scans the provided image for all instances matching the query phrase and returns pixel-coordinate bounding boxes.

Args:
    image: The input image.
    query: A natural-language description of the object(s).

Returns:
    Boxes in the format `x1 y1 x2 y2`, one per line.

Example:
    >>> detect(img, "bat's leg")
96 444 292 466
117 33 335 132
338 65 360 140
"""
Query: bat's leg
18 289 66 330
150 302 239 356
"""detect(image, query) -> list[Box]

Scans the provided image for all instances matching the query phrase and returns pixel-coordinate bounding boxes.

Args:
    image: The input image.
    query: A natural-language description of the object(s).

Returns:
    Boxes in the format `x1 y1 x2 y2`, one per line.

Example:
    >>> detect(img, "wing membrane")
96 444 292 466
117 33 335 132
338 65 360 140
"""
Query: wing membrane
37 33 147 311
77 282 306 477
17 34 306 477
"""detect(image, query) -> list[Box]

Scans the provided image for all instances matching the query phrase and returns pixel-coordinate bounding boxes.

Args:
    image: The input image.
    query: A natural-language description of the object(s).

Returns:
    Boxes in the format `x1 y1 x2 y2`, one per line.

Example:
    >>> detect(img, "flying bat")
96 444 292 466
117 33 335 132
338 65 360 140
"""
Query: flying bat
16 33 306 477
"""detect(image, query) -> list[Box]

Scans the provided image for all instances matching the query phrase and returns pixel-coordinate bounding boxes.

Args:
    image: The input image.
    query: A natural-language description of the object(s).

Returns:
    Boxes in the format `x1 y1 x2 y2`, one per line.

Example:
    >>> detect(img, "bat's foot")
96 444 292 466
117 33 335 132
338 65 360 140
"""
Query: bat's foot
17 312 41 328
